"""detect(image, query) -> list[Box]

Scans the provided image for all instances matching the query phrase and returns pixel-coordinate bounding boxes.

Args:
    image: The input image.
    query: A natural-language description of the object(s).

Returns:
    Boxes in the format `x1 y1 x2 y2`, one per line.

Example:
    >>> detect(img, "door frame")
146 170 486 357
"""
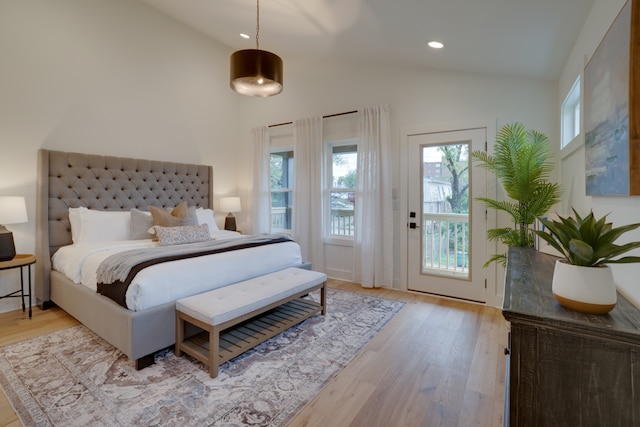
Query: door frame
399 122 502 307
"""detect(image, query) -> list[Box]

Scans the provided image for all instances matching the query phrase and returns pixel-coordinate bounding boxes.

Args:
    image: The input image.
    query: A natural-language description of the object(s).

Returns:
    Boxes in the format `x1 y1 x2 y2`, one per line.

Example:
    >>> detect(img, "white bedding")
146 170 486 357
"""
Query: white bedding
52 231 303 311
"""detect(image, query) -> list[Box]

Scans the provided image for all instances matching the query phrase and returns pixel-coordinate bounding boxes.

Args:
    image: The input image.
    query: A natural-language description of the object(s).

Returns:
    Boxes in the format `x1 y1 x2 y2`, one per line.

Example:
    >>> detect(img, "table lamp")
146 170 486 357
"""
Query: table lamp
0 196 28 261
220 197 241 231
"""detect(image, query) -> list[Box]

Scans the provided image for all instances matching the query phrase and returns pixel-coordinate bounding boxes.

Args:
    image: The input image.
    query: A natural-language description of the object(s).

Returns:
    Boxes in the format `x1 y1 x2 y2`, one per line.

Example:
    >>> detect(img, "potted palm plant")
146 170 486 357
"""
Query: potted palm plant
471 122 561 267
535 209 640 314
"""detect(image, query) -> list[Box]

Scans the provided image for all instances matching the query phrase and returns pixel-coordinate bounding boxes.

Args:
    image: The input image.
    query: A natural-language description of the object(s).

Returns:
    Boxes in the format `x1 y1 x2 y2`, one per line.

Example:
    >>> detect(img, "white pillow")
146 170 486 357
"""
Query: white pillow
78 209 132 243
196 208 219 232
68 207 88 244
130 209 154 240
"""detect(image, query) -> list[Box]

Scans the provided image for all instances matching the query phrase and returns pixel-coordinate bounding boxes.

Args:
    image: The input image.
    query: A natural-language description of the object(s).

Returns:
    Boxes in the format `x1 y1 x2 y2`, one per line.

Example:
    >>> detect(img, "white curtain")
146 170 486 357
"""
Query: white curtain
250 126 271 235
353 105 393 288
292 116 325 272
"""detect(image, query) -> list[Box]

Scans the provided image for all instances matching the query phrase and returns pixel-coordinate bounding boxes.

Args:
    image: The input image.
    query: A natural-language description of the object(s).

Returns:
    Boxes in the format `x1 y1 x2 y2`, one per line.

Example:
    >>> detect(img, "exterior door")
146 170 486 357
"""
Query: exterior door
407 128 487 302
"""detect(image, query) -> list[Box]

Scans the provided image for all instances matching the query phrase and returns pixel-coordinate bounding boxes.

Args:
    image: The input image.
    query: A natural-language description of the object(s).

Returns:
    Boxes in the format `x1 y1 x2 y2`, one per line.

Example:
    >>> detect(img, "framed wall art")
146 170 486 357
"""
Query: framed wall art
584 0 640 195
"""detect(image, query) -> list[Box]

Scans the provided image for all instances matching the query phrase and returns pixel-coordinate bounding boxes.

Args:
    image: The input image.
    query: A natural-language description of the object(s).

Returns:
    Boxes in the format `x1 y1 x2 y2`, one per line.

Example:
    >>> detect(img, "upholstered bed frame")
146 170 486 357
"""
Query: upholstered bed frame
35 149 214 368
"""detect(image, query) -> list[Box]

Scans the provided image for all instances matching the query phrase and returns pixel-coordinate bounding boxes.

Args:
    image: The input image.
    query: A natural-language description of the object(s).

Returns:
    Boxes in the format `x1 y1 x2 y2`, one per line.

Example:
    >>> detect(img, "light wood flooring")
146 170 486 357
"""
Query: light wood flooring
0 279 508 427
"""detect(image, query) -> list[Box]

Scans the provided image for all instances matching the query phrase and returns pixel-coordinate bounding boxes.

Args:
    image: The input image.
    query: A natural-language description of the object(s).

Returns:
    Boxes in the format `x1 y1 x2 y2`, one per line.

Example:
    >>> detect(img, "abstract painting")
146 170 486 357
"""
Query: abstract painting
584 0 636 195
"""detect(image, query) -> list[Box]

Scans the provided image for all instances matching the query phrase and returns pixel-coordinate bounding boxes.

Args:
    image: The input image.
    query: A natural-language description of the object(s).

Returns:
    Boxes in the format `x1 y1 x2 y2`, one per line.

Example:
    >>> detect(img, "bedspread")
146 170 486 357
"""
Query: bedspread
96 234 293 307
52 233 303 311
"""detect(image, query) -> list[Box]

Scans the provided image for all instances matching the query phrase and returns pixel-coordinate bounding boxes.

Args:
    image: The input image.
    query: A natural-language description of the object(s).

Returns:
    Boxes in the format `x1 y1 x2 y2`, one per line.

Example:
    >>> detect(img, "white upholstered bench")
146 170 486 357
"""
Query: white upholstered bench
175 267 327 378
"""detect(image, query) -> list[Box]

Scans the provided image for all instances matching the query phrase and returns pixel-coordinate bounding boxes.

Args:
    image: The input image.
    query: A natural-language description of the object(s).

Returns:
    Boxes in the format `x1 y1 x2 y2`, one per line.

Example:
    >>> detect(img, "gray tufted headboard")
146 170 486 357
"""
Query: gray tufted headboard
35 149 213 306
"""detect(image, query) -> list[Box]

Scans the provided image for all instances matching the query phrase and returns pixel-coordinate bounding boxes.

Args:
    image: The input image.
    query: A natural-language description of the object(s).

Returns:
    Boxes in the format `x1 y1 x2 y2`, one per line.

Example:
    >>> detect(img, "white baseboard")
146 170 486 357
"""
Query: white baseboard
325 267 352 282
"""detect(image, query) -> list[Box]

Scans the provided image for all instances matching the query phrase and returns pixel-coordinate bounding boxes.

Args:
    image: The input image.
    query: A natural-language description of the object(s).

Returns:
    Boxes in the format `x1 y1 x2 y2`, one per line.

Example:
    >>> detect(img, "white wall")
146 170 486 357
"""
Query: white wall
558 0 640 307
0 0 559 312
0 0 240 312
234 59 557 306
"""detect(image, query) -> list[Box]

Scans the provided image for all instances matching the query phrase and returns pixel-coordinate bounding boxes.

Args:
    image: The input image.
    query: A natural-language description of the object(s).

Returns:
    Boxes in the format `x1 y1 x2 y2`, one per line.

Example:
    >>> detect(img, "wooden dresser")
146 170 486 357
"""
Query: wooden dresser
502 247 640 426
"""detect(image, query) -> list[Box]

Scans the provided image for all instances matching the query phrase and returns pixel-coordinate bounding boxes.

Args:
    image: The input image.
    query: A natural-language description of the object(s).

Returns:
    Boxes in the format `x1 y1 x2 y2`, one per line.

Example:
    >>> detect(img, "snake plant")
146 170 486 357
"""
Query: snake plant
534 209 640 267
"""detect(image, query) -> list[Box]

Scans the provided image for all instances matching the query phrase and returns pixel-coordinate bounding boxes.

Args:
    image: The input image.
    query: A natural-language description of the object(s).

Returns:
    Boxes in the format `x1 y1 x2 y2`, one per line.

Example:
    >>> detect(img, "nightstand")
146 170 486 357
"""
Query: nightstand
0 254 36 318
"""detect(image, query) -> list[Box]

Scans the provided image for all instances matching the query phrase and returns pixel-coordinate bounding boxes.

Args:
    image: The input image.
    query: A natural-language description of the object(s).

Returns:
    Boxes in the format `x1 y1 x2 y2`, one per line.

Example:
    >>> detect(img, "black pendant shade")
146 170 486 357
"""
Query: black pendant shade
230 49 283 97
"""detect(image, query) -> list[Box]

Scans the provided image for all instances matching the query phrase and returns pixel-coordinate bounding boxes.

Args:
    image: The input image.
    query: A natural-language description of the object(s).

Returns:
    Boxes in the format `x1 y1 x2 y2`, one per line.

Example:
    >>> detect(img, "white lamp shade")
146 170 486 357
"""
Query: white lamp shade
0 196 28 224
220 197 242 213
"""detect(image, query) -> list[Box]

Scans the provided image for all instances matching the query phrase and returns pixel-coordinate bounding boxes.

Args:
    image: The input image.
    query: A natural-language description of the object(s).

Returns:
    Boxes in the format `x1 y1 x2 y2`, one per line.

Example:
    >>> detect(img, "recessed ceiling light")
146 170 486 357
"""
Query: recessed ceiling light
240 33 250 39
428 41 444 49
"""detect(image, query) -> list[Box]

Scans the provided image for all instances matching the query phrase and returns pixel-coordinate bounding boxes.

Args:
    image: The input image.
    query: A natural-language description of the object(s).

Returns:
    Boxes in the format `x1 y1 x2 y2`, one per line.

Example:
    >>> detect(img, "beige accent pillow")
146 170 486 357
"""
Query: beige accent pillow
149 201 197 227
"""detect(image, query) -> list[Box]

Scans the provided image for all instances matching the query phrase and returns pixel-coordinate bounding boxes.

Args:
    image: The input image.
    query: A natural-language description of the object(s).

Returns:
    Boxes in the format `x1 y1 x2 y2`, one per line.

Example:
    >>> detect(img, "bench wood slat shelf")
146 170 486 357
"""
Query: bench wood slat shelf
175 268 327 377
181 297 321 369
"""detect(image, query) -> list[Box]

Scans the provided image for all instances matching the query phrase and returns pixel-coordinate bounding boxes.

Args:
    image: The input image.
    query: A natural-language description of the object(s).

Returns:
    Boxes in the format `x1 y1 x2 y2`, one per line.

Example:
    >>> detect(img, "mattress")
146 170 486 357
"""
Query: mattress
52 231 303 311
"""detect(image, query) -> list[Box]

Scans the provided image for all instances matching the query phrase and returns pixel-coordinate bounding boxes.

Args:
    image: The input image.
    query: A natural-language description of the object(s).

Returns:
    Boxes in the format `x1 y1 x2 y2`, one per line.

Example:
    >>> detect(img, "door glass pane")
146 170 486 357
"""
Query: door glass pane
421 143 470 278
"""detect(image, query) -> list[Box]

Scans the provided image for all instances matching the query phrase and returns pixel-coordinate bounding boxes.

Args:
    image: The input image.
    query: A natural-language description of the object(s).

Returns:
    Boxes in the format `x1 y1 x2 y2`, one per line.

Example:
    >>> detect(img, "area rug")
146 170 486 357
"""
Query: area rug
0 289 403 427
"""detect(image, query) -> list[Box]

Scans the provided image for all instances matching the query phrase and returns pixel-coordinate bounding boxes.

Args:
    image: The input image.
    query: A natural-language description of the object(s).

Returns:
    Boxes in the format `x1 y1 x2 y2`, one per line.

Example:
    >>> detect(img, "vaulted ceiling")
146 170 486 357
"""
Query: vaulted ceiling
141 0 595 81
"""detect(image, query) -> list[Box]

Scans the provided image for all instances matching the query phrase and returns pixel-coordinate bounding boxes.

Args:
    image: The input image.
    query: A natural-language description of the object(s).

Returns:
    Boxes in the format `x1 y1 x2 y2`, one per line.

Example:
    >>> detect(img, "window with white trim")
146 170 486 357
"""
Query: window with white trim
561 76 581 148
270 149 293 232
325 140 357 240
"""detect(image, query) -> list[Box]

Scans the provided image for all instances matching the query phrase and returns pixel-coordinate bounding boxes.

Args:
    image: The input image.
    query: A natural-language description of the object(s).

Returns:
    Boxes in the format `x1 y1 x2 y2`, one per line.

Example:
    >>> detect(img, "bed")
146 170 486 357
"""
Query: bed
34 149 305 368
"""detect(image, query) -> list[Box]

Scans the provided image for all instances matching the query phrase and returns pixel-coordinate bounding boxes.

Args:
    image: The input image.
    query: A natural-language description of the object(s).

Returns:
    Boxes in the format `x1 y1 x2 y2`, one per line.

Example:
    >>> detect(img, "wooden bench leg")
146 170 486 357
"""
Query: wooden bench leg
209 325 220 378
321 281 327 315
175 312 184 356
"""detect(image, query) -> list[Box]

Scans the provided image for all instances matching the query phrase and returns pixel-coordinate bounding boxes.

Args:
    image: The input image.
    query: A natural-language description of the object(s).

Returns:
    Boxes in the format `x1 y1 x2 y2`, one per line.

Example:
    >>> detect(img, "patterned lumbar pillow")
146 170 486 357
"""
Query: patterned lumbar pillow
153 224 211 246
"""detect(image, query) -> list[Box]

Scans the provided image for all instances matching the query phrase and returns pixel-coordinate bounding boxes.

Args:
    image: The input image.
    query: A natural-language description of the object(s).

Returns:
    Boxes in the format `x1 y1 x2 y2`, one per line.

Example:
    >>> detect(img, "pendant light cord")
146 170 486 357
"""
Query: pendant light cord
256 0 260 50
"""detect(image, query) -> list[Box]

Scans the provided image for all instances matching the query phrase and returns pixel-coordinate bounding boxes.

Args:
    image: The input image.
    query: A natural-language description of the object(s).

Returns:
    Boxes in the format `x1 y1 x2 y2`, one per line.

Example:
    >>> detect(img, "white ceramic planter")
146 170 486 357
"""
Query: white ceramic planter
551 260 617 315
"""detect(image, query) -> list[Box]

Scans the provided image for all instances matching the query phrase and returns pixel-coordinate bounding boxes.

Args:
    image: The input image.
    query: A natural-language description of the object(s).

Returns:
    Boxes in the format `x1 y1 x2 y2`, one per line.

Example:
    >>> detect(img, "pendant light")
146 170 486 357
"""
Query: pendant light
230 0 283 97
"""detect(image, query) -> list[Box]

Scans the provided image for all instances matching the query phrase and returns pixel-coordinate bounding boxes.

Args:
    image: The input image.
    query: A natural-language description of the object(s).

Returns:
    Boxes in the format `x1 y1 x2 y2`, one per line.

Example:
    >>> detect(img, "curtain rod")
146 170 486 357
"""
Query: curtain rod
268 110 358 128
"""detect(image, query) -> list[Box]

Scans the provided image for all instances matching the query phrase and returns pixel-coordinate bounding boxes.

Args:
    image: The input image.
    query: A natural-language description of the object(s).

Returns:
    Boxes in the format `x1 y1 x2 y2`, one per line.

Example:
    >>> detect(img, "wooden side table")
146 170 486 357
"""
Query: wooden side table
0 254 36 318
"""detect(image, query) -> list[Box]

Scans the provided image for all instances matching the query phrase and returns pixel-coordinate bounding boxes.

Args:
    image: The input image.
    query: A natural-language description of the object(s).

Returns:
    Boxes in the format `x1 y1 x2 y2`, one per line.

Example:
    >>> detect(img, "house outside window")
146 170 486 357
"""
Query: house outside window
325 141 357 241
270 149 293 232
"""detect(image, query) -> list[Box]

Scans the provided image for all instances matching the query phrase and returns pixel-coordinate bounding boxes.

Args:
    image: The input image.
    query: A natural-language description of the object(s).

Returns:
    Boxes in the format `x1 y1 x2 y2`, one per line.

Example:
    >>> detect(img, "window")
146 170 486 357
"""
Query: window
325 141 357 239
561 76 581 148
270 149 293 232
